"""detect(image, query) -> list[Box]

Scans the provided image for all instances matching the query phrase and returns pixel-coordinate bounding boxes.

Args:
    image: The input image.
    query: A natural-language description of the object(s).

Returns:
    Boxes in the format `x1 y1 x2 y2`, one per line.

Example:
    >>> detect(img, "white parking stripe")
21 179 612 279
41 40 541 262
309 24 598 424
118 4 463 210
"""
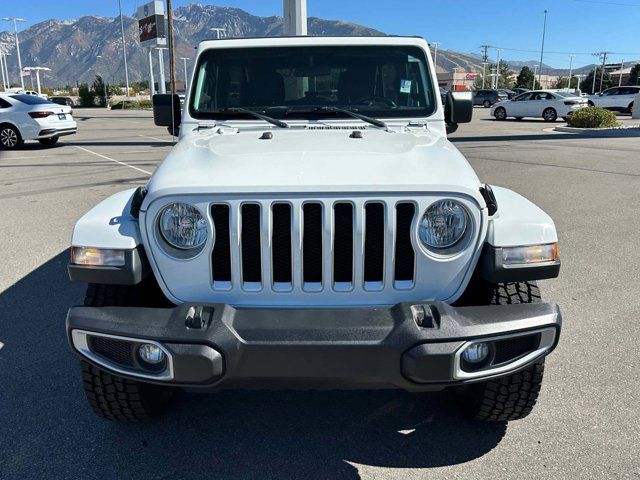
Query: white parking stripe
73 145 152 175
139 134 172 143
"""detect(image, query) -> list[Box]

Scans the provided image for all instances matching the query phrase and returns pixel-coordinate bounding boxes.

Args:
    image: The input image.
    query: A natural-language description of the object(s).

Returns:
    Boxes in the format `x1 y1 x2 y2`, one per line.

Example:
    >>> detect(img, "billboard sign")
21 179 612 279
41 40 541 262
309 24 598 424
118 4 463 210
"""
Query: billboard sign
136 1 166 47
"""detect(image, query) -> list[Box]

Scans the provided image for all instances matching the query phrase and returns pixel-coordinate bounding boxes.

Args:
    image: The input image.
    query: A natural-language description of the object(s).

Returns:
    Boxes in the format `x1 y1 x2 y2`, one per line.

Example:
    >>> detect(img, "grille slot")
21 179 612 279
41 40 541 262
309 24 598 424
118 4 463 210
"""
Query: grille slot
364 202 385 285
88 336 134 367
394 203 416 286
302 203 323 285
493 333 541 365
211 204 231 287
333 203 354 287
241 203 262 286
272 203 293 287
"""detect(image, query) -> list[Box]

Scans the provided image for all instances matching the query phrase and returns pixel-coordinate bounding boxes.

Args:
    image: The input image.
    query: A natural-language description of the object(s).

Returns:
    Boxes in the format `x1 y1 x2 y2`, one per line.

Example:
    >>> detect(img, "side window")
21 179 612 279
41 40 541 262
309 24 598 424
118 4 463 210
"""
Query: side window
603 88 618 96
516 93 532 101
544 92 555 100
0 98 12 109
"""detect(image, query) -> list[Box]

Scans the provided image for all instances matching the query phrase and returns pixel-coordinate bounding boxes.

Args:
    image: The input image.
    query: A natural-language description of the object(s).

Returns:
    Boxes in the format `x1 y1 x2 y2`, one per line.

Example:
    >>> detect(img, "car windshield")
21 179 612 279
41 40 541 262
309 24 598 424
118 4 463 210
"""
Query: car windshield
189 45 436 120
10 94 53 105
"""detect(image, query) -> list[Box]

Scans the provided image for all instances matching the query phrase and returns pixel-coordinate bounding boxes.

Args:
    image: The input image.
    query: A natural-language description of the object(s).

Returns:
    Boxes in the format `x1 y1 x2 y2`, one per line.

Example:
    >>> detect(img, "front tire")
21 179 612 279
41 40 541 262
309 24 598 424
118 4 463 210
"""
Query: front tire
542 107 557 122
494 107 507 120
453 280 546 421
0 124 22 150
38 136 59 146
79 282 175 422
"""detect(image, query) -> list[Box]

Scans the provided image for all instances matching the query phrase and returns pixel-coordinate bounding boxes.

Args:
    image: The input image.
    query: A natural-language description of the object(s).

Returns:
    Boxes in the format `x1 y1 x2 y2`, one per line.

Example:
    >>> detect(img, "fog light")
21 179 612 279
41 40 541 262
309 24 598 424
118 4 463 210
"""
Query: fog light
462 342 490 364
138 344 165 364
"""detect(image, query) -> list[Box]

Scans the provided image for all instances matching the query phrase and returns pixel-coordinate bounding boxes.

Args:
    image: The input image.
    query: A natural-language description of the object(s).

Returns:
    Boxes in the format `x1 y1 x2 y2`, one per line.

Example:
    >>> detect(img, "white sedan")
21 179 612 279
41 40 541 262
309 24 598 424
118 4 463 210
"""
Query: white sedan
491 90 588 122
0 93 77 149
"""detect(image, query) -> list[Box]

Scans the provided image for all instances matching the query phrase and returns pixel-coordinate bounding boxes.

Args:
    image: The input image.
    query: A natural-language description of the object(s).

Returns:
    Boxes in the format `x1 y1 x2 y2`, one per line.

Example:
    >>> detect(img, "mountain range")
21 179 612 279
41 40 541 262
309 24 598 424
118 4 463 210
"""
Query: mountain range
0 3 627 88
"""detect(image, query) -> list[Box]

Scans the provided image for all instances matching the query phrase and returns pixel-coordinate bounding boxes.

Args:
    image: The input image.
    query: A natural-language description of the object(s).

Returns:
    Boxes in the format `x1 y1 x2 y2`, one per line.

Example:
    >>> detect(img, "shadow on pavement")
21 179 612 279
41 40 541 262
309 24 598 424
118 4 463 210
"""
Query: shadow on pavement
0 250 506 479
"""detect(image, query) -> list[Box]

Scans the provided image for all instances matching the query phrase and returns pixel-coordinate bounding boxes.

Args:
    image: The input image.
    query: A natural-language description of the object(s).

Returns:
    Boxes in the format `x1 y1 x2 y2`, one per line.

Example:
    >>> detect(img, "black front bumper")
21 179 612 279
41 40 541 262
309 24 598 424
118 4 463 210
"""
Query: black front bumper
66 301 561 391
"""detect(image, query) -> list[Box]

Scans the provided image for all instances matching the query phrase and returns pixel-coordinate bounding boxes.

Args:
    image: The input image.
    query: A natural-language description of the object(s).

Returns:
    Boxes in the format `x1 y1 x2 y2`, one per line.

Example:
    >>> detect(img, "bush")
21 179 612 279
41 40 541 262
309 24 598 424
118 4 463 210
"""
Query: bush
567 106 620 128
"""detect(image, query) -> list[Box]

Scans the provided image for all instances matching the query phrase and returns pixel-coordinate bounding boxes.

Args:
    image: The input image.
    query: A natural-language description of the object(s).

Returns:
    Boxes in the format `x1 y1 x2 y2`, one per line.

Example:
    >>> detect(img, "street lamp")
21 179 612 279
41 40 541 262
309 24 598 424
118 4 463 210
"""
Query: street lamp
22 67 50 95
1 17 26 89
567 54 575 91
210 27 226 39
538 10 548 86
117 0 130 98
431 42 441 70
495 48 503 89
180 57 191 91
532 65 539 90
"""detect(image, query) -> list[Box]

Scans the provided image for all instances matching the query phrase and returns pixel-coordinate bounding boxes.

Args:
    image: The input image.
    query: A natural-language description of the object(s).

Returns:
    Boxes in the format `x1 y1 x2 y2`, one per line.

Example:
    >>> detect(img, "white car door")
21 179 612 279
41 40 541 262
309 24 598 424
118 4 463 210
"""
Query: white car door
598 88 619 108
528 91 550 117
509 92 532 116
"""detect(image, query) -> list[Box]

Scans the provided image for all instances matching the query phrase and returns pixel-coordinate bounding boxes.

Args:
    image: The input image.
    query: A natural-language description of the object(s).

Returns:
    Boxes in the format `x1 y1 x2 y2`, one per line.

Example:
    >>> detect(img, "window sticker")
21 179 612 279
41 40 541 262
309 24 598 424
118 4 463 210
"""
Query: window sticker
400 79 412 93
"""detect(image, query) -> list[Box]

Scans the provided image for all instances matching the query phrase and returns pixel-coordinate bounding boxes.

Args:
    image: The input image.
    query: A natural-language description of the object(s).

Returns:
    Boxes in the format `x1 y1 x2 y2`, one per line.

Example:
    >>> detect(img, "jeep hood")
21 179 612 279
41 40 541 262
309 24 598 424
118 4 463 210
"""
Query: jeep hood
145 128 483 204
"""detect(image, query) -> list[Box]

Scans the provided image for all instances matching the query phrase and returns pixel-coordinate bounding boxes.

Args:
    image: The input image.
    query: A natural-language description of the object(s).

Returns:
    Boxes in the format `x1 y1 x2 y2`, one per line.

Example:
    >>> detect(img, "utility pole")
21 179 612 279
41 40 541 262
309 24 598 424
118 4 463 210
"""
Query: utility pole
495 48 503 89
2 17 26 89
180 57 191 91
618 59 624 87
480 45 490 89
567 54 575 91
533 65 539 90
538 10 548 87
431 42 441 70
591 55 599 94
598 51 609 93
117 0 131 98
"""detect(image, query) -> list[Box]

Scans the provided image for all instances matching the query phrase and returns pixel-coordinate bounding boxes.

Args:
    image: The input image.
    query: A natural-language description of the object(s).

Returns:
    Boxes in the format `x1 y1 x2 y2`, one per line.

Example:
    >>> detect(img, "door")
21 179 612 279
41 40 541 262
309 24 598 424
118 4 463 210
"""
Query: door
598 88 619 108
527 91 551 116
509 92 532 116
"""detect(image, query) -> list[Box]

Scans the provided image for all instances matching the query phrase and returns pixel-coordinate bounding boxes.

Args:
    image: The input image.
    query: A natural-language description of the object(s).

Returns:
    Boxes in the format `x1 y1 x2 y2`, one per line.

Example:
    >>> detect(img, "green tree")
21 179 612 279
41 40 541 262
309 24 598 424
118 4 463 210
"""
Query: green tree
554 76 581 89
580 67 614 93
627 64 640 86
515 66 540 90
78 83 96 107
91 75 108 107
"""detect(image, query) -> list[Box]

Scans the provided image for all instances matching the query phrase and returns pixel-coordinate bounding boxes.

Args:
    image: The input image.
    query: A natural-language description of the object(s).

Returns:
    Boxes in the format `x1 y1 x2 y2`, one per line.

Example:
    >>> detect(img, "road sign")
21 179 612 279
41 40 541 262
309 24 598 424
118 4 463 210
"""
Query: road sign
136 1 167 47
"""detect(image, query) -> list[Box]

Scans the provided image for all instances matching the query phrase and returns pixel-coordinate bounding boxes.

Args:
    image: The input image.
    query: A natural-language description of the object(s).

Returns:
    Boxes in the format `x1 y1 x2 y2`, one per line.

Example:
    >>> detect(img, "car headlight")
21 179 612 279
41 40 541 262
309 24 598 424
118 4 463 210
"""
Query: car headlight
159 203 208 250
419 200 468 249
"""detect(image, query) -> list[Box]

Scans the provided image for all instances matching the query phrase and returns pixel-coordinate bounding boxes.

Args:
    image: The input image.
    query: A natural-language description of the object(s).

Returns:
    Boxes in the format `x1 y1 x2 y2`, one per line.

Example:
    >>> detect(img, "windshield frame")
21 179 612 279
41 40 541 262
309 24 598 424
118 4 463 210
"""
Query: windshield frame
188 45 437 122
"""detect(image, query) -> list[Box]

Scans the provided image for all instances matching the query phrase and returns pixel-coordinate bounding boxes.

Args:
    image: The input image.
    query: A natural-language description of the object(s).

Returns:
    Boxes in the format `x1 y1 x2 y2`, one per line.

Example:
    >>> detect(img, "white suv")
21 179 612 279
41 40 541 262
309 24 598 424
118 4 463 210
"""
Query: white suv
66 36 562 423
587 86 640 113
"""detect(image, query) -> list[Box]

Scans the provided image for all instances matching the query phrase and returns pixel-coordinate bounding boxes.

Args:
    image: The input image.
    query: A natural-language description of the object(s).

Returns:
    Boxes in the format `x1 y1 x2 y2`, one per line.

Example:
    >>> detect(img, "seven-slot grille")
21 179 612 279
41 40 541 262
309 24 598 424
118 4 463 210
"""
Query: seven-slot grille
210 200 416 292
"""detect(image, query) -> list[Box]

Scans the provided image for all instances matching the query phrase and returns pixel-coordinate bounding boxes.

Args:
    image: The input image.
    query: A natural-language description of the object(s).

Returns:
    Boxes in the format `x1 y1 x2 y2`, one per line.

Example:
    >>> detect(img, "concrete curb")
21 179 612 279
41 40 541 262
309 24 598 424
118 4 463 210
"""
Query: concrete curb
554 125 640 136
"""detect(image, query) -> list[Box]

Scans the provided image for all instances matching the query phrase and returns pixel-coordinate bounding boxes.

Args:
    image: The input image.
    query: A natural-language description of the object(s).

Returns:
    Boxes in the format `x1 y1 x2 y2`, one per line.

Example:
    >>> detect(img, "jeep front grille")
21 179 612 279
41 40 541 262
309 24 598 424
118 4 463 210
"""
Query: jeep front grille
210 199 416 293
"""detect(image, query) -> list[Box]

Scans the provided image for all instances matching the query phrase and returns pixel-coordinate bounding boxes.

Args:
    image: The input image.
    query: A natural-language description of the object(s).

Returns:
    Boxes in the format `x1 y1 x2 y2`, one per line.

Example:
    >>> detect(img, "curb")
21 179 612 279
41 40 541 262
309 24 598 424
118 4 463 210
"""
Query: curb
554 125 640 136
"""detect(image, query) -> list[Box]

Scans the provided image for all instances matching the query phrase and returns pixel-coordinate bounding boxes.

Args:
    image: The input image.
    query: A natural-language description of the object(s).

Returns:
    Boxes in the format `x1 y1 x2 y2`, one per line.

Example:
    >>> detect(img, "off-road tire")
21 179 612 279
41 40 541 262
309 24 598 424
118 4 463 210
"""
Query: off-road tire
78 281 175 422
453 280 546 421
38 136 59 146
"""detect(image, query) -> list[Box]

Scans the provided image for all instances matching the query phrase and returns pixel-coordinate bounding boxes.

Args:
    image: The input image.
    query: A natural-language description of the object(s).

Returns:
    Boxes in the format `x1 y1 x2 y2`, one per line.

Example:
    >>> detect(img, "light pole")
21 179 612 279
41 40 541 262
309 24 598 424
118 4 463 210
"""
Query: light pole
532 65 539 90
431 42 441 70
0 45 8 90
180 57 191 92
495 48 503 89
481 62 487 89
2 52 11 89
156 47 167 94
2 17 26 89
567 54 575 91
148 49 155 96
23 67 51 95
117 0 131 98
618 59 624 87
210 27 226 39
538 10 548 87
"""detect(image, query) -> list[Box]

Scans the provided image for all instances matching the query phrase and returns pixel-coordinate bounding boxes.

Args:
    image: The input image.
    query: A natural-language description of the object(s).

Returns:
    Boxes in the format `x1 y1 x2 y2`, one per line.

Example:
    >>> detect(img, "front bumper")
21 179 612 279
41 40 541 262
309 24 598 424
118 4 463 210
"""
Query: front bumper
66 301 561 391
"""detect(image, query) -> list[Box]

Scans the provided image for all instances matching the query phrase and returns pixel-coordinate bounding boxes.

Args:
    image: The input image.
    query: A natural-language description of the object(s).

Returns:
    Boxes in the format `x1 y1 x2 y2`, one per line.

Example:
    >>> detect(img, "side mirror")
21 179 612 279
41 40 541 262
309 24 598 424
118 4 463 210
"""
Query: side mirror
153 94 181 135
444 91 473 135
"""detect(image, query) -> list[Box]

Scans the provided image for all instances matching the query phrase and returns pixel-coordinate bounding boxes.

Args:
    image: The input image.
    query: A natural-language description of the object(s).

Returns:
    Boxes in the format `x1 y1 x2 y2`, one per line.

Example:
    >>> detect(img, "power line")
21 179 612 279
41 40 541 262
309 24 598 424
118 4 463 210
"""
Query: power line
573 0 640 6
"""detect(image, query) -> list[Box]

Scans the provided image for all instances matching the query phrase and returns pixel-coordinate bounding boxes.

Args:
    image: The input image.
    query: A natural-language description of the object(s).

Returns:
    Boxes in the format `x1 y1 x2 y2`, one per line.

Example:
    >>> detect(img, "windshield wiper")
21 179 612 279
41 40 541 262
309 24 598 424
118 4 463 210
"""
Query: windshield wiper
317 106 388 130
220 107 289 128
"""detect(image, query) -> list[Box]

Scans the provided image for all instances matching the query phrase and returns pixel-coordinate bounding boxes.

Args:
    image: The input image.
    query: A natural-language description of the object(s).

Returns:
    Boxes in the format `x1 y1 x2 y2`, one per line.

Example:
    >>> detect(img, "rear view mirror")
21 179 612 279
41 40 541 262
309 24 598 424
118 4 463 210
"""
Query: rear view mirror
444 91 473 134
153 94 181 135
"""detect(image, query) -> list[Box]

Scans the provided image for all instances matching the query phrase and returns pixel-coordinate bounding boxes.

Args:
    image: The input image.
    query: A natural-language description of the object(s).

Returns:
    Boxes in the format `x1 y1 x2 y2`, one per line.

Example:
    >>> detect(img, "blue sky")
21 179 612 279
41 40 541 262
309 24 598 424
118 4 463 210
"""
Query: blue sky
2 0 640 67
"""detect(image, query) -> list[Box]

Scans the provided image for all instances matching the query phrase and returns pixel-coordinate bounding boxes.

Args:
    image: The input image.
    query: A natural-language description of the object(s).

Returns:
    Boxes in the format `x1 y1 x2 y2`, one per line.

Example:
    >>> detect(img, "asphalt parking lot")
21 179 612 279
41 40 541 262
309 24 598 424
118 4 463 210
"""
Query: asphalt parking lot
1 107 639 479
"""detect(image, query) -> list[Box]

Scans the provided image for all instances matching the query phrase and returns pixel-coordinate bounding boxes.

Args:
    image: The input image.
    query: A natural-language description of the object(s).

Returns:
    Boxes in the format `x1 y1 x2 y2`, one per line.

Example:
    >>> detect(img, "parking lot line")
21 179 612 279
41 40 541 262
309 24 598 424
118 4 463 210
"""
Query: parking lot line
139 134 173 143
72 145 153 175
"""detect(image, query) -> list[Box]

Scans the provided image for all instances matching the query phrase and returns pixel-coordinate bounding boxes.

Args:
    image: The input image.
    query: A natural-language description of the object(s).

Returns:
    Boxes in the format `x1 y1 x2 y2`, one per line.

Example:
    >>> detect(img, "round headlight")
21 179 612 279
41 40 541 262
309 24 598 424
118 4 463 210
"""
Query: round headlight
419 200 467 249
159 203 208 249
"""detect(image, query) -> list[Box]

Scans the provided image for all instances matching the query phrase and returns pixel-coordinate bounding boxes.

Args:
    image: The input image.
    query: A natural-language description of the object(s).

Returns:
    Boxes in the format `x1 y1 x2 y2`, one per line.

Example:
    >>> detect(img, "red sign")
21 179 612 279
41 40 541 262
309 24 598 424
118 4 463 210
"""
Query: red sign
465 73 478 80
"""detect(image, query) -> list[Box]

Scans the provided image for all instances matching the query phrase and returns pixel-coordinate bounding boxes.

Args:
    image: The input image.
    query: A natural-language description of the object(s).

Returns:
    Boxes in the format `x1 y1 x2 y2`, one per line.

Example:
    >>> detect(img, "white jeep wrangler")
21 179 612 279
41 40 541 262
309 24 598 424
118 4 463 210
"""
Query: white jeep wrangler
66 36 561 422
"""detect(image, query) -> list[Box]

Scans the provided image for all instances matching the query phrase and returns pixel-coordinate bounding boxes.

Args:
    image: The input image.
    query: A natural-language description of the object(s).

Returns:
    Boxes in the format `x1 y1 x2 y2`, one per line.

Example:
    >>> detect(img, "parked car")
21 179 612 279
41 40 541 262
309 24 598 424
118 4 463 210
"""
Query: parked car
498 88 517 99
587 86 640 113
491 90 588 122
66 36 562 424
50 96 75 108
0 93 77 149
473 89 508 107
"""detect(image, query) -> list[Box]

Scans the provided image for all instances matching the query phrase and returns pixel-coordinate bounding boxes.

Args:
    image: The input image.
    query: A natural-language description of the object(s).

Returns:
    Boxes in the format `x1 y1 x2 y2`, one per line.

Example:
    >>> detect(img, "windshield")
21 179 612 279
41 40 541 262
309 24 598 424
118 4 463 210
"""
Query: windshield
189 45 436 120
10 94 53 105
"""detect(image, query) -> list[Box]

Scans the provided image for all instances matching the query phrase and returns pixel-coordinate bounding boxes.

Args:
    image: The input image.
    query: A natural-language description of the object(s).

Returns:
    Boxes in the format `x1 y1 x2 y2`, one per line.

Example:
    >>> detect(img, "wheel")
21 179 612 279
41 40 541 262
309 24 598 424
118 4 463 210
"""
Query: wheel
587 101 595 107
79 281 175 422
542 107 557 122
515 117 523 121
38 136 59 146
483 99 491 108
493 107 507 120
453 280 546 421
628 102 634 114
0 124 22 150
